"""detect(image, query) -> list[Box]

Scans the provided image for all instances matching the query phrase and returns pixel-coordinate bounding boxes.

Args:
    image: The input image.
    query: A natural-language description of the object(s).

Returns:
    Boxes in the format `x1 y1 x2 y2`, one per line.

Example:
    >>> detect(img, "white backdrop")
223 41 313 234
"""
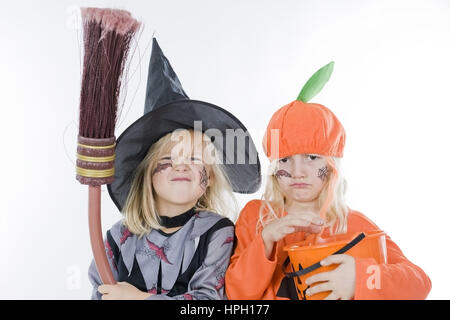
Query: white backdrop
1 0 449 299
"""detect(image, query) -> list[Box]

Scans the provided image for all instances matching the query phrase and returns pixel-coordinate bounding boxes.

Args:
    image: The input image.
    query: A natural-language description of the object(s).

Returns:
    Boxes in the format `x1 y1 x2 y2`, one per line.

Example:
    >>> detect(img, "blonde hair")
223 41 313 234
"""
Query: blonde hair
122 129 238 237
257 156 348 235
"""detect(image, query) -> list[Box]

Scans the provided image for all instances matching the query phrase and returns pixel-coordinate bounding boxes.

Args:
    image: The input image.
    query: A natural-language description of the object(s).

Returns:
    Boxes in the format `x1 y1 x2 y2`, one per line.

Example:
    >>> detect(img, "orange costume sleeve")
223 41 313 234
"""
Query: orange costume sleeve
225 200 432 300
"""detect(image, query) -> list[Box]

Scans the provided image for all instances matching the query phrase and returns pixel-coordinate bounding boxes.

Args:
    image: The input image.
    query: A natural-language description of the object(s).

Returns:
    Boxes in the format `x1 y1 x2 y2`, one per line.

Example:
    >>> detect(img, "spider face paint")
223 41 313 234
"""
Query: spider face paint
317 166 329 182
199 166 209 190
275 169 292 179
153 163 172 176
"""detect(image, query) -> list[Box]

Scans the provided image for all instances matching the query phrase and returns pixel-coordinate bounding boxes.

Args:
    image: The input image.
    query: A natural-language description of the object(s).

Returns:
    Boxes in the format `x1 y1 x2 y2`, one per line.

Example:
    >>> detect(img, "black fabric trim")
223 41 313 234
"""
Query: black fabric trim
157 260 162 295
231 234 238 256
159 207 196 228
167 218 234 297
106 230 147 292
156 228 181 237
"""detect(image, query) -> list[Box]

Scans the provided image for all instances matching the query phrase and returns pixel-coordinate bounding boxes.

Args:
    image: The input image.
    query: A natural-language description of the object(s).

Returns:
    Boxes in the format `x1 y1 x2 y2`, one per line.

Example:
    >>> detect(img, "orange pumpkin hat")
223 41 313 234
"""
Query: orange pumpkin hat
262 62 346 161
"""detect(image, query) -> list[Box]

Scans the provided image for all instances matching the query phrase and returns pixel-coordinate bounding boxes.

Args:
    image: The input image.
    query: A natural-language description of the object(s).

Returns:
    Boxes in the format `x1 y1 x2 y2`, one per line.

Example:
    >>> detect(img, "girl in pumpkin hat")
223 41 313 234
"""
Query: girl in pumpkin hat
225 62 431 300
88 38 261 300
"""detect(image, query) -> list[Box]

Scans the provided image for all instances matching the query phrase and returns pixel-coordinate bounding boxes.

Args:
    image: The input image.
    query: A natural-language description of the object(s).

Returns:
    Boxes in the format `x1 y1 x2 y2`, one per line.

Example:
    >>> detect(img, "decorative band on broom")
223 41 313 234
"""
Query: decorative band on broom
76 7 140 285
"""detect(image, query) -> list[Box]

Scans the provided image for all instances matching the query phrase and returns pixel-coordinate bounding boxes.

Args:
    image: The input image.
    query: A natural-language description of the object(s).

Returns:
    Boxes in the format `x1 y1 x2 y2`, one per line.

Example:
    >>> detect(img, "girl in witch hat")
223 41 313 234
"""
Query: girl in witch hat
225 62 431 300
88 38 261 300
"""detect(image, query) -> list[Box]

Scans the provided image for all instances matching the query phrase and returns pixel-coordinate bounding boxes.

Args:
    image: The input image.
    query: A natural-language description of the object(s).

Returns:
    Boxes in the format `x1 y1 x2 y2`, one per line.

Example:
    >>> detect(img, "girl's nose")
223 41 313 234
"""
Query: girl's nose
173 162 189 172
291 157 307 179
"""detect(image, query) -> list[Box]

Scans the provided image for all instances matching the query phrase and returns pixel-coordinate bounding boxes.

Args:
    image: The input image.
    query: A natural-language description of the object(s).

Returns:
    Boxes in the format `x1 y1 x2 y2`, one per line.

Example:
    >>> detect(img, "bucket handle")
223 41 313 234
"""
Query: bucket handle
285 232 366 278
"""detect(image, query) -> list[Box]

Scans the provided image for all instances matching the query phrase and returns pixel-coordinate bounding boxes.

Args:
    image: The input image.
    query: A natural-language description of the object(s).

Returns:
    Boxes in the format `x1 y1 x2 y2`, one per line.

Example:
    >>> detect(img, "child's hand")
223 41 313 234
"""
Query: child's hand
261 215 324 259
98 282 152 300
305 254 356 300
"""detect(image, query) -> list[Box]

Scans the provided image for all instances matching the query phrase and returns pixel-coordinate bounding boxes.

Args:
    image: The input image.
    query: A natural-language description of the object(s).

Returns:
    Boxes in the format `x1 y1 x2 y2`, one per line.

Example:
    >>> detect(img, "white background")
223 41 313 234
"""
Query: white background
1 0 449 299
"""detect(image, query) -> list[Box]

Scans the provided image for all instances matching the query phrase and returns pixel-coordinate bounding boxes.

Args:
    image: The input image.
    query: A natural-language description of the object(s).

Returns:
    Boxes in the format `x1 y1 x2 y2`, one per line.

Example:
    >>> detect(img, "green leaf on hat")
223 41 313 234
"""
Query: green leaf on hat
297 61 334 102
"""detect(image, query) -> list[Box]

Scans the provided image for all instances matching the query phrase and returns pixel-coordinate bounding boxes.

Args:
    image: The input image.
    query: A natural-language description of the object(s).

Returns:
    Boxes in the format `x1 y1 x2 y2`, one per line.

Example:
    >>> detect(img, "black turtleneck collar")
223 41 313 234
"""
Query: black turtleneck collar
158 207 196 228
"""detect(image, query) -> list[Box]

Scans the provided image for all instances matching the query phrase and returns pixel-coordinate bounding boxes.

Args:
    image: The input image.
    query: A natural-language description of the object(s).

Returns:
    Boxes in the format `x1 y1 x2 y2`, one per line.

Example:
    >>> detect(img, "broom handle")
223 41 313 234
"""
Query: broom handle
88 185 116 285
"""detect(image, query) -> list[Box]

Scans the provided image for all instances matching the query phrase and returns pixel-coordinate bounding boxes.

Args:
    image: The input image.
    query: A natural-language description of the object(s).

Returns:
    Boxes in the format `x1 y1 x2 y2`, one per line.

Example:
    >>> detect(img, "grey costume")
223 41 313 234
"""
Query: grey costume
88 211 234 300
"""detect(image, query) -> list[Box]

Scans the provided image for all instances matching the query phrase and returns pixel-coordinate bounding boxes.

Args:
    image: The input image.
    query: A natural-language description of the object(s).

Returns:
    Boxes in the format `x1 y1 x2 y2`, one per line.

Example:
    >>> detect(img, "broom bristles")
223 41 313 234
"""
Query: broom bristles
82 8 140 36
78 7 140 139
76 8 140 185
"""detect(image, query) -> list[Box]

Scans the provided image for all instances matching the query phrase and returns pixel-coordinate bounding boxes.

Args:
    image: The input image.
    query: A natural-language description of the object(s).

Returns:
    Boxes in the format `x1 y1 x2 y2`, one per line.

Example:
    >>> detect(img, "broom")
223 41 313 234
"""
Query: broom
76 7 140 284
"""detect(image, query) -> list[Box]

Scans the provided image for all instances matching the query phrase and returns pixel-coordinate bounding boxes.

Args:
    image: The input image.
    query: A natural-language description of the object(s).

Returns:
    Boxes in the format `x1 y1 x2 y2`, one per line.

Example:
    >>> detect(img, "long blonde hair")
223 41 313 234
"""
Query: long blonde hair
122 129 238 237
257 156 348 235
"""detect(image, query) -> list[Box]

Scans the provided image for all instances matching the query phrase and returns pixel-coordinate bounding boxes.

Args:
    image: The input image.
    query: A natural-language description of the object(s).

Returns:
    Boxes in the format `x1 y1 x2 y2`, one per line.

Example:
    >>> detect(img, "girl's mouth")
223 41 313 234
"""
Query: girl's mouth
171 178 192 182
290 183 310 188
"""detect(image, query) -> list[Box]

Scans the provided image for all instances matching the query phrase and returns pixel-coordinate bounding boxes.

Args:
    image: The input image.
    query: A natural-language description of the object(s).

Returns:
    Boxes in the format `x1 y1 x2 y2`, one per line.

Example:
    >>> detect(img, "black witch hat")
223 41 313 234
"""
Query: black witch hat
107 38 261 211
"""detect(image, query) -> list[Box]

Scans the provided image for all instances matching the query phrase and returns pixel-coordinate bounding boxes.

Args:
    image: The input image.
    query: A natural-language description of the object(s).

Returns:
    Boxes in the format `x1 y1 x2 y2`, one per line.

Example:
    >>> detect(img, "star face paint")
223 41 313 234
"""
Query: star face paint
275 169 292 179
317 166 329 182
153 162 172 176
199 166 209 190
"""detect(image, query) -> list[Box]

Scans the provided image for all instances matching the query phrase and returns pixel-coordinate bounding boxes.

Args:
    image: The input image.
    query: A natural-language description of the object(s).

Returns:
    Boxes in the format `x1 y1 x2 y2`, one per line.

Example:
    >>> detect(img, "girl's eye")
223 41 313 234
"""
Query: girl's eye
152 162 172 175
191 157 203 164
279 157 289 163
307 155 320 161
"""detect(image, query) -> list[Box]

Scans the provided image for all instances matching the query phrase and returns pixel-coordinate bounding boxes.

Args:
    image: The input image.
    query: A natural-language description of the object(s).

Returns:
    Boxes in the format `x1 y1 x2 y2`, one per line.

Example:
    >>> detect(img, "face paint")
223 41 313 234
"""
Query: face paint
275 169 292 179
153 162 172 176
199 166 209 190
317 166 329 182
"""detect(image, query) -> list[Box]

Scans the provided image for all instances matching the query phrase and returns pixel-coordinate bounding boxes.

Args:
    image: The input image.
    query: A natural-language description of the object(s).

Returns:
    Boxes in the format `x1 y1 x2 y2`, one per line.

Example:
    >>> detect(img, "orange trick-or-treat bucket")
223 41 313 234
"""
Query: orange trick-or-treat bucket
284 230 387 300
